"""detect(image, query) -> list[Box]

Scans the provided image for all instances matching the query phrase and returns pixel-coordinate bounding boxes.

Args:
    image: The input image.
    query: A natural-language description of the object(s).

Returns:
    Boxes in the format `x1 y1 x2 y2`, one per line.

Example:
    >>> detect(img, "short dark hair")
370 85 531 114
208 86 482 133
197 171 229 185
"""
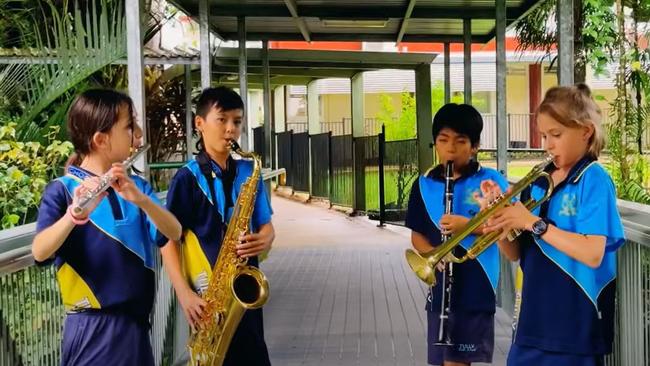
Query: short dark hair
432 103 483 147
196 86 244 118
66 89 135 165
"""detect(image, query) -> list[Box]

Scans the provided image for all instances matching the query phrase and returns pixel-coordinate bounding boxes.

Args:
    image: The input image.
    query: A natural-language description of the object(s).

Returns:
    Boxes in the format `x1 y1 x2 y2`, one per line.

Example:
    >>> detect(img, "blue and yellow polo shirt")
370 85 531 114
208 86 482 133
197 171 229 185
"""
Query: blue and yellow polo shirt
515 157 625 355
163 154 272 294
405 161 509 313
35 167 164 322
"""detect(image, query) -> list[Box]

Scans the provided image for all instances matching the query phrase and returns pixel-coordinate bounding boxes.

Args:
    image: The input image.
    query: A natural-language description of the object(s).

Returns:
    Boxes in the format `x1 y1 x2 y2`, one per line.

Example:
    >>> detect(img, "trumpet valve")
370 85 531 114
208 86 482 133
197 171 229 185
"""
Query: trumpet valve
506 228 523 242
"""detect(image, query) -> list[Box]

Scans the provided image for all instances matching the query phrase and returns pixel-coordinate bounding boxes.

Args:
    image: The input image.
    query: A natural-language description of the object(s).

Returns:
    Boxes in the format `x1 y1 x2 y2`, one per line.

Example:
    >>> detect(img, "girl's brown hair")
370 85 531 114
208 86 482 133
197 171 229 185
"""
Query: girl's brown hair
537 83 604 158
66 89 135 166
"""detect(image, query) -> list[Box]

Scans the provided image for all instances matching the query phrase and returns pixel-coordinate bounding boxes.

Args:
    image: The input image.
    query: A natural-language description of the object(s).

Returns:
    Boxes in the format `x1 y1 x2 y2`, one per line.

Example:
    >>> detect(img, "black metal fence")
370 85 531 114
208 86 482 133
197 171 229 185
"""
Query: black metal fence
291 132 310 192
382 138 419 225
253 126 265 166
270 128 418 224
353 136 380 212
330 135 354 207
310 132 331 198
276 131 293 186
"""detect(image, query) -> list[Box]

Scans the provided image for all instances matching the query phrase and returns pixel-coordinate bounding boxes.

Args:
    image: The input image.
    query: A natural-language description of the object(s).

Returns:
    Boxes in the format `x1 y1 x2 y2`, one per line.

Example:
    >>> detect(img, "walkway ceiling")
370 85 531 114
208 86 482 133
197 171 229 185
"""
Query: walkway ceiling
170 0 544 44
210 47 437 87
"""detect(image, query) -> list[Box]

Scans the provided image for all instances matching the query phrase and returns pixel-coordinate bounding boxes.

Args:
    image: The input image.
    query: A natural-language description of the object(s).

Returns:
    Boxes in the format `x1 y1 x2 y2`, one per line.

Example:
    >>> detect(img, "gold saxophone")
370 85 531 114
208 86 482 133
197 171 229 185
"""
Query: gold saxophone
405 156 555 286
187 141 269 366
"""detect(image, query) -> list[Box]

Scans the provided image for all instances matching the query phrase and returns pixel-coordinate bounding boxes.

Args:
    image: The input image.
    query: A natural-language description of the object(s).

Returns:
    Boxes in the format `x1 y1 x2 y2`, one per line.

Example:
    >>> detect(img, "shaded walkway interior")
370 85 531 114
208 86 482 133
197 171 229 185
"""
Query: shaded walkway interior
262 196 513 366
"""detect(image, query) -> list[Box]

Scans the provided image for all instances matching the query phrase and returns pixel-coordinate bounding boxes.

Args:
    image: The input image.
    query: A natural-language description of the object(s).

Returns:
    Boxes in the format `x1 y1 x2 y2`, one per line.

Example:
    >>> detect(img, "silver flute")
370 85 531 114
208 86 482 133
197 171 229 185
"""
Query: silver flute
72 144 150 216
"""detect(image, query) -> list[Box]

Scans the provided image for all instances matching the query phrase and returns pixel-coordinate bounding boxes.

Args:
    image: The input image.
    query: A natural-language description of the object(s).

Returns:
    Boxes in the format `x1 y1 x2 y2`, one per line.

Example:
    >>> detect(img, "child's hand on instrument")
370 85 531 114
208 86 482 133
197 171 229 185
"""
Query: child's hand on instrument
440 214 468 235
70 177 107 220
177 287 207 331
473 179 503 211
484 201 539 240
109 163 147 205
237 230 274 258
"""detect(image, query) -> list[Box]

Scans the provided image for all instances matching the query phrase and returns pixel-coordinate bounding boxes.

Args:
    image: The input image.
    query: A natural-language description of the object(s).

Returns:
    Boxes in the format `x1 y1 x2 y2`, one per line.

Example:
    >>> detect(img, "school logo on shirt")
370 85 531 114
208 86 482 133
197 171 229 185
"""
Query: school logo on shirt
559 193 578 217
464 188 480 206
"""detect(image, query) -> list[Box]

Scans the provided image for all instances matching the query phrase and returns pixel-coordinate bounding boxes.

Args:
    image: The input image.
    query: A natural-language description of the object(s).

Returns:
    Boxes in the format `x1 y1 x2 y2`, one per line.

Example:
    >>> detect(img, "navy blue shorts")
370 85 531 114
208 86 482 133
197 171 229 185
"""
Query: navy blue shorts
508 344 605 366
61 311 153 366
427 311 494 365
223 308 271 366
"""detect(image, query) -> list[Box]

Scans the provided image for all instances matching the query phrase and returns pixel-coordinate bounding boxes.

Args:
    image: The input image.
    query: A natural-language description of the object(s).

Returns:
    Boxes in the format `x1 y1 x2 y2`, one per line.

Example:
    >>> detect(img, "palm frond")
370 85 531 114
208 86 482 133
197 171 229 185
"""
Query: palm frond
0 64 30 105
622 180 650 204
0 0 127 139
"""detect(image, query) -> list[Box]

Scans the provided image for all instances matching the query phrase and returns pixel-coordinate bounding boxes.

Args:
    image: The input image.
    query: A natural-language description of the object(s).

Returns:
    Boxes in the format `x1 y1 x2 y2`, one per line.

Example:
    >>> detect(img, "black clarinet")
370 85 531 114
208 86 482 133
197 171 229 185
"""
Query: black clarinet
434 160 455 346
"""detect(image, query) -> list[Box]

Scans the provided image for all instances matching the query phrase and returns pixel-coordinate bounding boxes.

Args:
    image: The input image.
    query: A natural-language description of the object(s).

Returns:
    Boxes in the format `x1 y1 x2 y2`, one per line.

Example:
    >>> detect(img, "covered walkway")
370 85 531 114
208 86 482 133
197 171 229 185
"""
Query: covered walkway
263 196 513 365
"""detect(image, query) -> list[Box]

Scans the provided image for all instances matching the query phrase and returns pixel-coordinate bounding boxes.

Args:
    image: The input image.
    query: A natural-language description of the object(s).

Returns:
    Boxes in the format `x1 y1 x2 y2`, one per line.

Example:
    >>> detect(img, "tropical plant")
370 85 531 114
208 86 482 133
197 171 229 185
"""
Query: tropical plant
607 0 650 203
0 0 47 48
514 0 618 80
0 121 73 228
0 0 127 142
144 65 190 190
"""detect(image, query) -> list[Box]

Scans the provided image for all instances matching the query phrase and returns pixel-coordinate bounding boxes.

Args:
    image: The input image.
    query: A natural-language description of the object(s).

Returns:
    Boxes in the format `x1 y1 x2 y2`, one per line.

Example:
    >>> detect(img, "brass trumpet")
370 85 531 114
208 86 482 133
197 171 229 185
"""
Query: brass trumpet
405 156 555 286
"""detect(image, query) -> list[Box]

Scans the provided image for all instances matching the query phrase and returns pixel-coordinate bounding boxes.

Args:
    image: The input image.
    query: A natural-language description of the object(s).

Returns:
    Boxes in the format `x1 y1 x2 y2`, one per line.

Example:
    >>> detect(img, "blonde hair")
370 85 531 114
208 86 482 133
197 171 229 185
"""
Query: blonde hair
537 83 604 158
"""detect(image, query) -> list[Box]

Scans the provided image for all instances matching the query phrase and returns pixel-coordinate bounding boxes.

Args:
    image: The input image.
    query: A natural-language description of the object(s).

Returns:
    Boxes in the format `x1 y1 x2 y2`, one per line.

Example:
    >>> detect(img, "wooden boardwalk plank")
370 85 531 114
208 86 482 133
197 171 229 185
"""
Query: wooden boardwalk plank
263 196 511 366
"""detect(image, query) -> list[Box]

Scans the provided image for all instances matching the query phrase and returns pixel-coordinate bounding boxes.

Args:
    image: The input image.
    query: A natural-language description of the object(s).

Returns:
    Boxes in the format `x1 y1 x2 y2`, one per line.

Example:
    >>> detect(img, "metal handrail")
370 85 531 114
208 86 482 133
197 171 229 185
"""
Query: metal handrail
0 169 284 366
0 172 648 365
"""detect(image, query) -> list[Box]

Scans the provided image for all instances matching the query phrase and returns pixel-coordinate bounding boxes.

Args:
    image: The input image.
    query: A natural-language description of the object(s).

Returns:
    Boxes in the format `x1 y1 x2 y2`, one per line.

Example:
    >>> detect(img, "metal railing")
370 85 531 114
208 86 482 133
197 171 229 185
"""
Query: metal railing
286 118 378 137
0 170 283 366
0 176 649 365
481 113 536 150
606 199 650 366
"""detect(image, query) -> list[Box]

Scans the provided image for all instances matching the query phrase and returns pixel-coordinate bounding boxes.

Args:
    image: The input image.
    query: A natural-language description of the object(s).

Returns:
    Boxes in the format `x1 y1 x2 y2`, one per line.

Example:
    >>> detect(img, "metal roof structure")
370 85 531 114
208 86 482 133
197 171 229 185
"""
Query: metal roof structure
169 0 543 44
210 47 437 87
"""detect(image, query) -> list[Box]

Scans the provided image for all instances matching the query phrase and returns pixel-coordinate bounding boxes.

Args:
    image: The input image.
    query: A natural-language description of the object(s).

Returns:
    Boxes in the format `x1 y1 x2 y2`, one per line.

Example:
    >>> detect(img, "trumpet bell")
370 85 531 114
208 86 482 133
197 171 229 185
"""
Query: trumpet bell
405 249 436 286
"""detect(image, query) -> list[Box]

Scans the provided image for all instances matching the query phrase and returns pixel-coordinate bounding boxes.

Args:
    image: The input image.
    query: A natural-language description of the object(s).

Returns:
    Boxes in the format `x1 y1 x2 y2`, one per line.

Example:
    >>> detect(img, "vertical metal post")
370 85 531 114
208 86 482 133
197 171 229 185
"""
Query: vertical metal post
238 16 249 150
351 73 365 137
557 0 574 86
273 86 286 169
185 65 194 161
262 41 272 168
351 72 365 212
274 86 286 133
415 64 433 172
199 0 211 90
126 0 148 178
328 131 333 207
463 18 472 104
496 0 508 176
444 42 451 104
308 80 320 134
378 124 386 227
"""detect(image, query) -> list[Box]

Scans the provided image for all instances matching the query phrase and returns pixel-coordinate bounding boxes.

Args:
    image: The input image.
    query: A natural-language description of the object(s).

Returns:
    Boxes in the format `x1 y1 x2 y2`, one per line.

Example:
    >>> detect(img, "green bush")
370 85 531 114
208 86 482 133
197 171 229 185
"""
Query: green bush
0 121 72 228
